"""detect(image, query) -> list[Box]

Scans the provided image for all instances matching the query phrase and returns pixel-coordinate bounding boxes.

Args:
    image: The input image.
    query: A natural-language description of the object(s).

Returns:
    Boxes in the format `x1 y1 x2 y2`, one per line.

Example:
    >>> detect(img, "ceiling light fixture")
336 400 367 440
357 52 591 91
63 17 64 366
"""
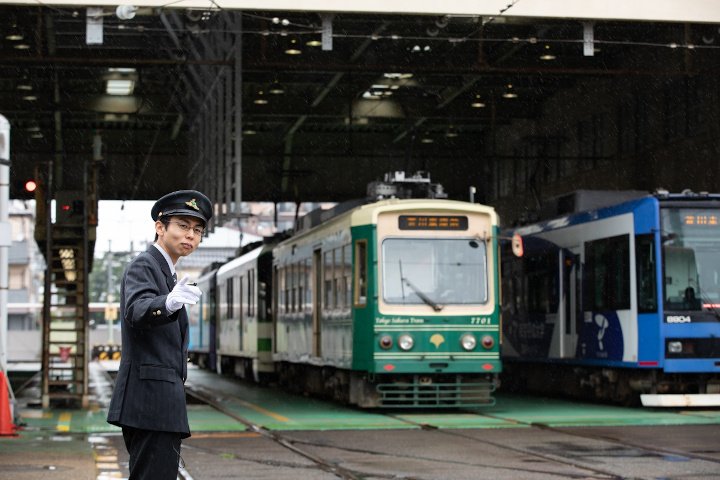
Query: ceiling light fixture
104 113 130 122
254 91 268 105
539 44 556 61
16 83 32 91
22 95 37 101
445 126 459 138
5 22 23 41
284 38 302 55
105 68 137 95
106 79 135 95
502 84 518 99
470 94 486 108
384 73 413 80
268 81 285 95
306 39 322 47
14 43 31 50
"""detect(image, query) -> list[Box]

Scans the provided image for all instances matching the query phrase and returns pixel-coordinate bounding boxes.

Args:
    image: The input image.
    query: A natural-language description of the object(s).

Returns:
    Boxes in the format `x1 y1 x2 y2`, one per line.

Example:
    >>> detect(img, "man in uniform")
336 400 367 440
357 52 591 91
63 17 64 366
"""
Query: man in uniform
107 190 212 479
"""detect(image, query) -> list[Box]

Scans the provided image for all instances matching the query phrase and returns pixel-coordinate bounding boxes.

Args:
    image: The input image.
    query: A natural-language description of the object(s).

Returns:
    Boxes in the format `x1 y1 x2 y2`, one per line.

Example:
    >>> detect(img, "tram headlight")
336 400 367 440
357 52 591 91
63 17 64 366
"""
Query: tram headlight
668 341 683 354
379 334 393 350
460 333 477 351
398 334 414 351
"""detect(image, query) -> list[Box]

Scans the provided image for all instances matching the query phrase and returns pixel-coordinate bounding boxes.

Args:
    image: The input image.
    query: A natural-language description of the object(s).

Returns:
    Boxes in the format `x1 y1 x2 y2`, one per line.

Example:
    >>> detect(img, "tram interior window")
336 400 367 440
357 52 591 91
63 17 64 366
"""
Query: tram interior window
664 246 701 311
584 234 630 311
354 240 367 306
635 234 657 312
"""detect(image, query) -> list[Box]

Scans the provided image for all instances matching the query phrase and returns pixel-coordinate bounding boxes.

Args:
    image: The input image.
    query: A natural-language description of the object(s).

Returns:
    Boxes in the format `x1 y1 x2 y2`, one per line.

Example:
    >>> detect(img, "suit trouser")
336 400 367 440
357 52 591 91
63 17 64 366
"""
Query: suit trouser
122 426 182 480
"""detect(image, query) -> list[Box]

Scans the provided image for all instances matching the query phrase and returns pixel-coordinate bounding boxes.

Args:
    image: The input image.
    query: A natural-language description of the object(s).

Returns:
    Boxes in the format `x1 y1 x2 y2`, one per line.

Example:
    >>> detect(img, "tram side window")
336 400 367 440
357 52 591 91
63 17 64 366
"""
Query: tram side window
290 262 296 313
584 234 630 311
281 266 288 313
525 253 560 314
238 275 244 322
635 234 657 312
354 240 368 306
226 278 234 319
324 251 334 310
297 264 304 314
334 247 344 309
304 259 312 313
343 245 352 308
248 269 254 317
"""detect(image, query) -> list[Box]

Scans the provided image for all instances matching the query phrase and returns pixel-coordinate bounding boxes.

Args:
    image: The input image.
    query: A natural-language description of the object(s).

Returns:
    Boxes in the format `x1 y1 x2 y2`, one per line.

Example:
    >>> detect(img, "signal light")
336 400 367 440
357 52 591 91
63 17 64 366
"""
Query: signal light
61 204 71 211
24 180 37 192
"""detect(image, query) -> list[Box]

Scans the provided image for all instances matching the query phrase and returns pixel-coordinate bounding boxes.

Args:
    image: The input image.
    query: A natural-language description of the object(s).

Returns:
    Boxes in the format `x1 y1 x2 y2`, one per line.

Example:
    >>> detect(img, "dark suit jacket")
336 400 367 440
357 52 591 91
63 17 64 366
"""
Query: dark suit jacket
107 245 191 438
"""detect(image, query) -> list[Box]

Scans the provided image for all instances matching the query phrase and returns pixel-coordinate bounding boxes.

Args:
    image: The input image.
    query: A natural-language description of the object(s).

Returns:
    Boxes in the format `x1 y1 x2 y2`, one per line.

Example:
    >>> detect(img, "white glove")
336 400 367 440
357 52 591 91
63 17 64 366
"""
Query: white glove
165 275 202 313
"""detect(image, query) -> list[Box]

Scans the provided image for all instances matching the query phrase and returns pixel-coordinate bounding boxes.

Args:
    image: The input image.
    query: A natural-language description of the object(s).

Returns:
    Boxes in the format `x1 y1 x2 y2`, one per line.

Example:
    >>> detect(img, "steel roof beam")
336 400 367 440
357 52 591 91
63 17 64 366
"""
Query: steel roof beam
1 1 719 23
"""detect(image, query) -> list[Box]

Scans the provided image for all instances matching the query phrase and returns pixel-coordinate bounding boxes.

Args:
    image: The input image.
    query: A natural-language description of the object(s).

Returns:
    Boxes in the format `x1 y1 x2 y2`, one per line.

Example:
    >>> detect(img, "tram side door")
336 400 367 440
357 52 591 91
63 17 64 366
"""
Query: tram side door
559 247 580 358
312 249 322 357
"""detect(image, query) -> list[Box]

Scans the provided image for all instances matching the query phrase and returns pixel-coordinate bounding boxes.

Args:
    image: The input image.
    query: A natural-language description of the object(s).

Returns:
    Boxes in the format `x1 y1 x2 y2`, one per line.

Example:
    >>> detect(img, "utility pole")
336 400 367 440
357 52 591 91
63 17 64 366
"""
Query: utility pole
106 240 115 344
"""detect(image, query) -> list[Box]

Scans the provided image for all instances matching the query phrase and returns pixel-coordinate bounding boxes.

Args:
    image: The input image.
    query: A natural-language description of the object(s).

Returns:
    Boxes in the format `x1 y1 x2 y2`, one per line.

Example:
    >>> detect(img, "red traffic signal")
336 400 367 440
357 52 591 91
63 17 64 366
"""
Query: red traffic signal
24 180 37 192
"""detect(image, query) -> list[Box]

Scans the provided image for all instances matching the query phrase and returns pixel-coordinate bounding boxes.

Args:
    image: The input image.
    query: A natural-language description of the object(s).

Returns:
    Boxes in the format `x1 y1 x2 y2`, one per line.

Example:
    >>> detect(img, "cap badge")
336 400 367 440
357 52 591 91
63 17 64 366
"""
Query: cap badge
185 199 200 211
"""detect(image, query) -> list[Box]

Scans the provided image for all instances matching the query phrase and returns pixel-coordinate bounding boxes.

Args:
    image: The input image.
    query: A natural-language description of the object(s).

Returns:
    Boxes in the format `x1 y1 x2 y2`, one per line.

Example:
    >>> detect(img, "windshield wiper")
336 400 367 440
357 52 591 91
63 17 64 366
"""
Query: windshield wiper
401 276 443 312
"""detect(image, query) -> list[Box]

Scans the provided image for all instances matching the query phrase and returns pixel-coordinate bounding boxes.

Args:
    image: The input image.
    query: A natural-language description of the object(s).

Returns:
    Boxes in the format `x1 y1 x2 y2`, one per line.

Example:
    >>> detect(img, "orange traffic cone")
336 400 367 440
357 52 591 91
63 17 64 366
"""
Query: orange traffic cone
0 371 17 436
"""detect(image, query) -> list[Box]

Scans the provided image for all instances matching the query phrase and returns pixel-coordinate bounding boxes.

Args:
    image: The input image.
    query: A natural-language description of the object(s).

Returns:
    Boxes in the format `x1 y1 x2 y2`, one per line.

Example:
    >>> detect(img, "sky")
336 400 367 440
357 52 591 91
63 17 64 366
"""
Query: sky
94 200 252 255
95 200 155 253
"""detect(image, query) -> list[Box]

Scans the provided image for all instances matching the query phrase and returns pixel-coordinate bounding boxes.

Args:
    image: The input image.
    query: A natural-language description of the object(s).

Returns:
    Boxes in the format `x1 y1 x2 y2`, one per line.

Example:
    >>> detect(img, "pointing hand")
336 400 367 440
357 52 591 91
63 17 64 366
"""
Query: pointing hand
165 275 202 313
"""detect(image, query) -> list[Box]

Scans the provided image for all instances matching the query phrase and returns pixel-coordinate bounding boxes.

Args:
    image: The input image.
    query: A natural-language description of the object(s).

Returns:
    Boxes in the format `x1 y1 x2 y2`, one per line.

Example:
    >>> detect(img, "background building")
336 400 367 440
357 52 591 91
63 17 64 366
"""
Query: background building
7 200 45 361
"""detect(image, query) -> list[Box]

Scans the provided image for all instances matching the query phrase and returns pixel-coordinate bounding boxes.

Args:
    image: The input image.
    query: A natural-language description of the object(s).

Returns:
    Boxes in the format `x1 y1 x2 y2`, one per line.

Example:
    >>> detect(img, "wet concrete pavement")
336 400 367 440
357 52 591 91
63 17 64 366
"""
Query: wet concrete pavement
2 363 719 479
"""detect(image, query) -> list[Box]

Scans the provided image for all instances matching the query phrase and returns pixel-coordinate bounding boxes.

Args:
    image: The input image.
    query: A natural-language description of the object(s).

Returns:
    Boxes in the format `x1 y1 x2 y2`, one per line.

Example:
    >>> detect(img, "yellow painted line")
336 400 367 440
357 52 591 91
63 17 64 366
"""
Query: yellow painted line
57 412 72 432
235 399 290 422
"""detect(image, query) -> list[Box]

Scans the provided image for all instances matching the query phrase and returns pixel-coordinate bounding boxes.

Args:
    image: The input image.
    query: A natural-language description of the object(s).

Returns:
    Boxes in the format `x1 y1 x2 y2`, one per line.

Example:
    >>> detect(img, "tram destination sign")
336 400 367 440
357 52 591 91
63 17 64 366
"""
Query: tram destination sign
398 215 468 230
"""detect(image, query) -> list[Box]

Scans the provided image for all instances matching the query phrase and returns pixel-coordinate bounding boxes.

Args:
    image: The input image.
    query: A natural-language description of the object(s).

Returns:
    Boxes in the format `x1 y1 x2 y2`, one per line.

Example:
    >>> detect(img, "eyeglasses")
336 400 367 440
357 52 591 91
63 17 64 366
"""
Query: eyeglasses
168 221 205 236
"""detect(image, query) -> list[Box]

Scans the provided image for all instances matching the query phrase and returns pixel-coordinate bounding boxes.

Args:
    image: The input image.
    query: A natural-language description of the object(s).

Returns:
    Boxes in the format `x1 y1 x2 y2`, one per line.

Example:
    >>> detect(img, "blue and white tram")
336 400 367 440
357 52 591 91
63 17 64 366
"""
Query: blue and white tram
502 190 720 406
186 268 218 370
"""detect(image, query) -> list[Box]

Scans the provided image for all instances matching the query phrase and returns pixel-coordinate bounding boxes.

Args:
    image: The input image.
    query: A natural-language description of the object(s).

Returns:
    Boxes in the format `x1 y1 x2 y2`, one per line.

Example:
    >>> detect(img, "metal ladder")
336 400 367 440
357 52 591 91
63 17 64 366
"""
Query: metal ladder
35 160 98 408
41 233 89 408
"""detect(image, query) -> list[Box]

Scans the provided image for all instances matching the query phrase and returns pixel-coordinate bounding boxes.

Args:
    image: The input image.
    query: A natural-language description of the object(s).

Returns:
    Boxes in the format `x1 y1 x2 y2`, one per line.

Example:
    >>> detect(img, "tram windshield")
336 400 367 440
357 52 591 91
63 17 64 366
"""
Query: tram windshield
381 238 488 306
661 208 720 311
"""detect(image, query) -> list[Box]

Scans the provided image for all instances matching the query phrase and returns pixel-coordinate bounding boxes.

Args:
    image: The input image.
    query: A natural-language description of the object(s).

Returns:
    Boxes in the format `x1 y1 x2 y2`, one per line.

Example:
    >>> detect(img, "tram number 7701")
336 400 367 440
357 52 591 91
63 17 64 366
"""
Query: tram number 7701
470 317 492 325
